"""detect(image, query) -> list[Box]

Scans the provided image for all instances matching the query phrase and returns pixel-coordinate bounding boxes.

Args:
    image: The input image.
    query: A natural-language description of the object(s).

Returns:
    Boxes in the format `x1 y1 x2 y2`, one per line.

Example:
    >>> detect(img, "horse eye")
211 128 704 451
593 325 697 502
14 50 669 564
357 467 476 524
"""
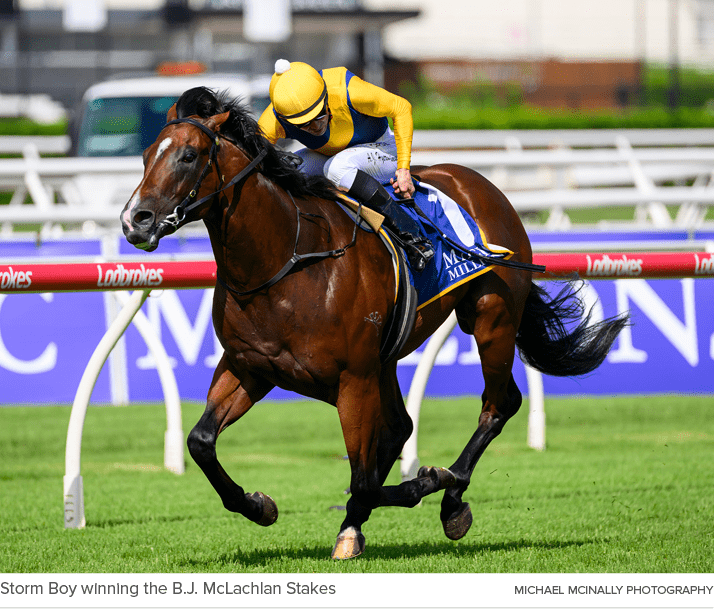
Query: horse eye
181 151 197 163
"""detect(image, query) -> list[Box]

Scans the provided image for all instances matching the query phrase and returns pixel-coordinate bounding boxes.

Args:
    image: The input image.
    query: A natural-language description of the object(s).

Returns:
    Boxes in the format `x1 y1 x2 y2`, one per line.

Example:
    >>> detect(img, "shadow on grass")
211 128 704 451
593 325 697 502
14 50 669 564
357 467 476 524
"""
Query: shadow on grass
180 537 607 571
89 514 200 529
373 537 606 560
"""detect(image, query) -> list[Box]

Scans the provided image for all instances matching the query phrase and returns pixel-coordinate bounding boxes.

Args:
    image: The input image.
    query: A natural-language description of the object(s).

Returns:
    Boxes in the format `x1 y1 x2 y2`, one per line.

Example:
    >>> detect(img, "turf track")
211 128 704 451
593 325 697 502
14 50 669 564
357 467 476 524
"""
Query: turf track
0 394 712 573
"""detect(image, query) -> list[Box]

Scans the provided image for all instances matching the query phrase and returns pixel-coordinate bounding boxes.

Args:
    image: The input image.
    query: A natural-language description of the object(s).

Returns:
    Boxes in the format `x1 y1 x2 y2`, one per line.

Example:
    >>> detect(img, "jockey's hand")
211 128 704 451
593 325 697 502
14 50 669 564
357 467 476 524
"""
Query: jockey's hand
391 168 415 199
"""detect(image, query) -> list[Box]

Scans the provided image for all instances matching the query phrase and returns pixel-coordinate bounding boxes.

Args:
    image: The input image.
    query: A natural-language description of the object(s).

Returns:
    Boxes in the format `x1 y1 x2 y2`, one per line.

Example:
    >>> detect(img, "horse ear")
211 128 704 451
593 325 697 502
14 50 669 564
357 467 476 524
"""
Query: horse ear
166 103 178 122
207 111 231 133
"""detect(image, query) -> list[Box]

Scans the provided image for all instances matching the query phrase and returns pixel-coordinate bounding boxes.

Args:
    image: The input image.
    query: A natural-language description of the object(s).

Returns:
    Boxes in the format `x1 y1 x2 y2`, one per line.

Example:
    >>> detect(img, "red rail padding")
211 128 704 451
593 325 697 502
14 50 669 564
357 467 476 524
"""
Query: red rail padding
2 253 714 294
532 252 714 279
0 260 217 293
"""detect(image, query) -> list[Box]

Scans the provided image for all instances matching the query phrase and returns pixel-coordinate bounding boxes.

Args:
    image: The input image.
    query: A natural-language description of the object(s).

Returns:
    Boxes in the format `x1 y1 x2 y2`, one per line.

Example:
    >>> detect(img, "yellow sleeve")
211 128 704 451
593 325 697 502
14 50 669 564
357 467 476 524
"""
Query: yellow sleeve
257 104 286 144
346 76 413 170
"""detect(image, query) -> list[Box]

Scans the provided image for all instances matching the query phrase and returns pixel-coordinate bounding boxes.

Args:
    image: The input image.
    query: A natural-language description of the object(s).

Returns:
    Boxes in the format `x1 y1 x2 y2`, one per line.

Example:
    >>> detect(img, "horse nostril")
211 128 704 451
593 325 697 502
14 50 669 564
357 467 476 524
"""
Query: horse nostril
133 209 154 227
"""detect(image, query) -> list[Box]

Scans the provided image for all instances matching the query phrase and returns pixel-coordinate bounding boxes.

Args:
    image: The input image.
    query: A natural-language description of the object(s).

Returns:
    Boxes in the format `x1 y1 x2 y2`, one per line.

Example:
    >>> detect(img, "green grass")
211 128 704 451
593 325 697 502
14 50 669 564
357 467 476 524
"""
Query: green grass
0 118 67 136
412 103 714 130
0 395 712 573
528 203 714 225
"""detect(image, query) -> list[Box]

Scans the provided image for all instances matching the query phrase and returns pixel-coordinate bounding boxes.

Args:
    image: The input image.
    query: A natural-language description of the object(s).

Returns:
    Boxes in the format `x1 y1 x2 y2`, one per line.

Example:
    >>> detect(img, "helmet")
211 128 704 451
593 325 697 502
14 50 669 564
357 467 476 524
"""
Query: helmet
270 59 327 125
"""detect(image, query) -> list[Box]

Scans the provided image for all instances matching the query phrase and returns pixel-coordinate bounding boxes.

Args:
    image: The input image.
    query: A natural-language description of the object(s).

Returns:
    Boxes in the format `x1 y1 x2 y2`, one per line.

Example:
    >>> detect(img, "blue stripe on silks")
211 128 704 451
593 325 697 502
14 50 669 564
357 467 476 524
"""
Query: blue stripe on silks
344 71 389 147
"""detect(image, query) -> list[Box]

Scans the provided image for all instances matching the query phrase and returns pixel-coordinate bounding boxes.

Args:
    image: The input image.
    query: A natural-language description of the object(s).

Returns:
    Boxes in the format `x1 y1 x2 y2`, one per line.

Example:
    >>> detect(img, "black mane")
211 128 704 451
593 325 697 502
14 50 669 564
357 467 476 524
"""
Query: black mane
175 86 339 202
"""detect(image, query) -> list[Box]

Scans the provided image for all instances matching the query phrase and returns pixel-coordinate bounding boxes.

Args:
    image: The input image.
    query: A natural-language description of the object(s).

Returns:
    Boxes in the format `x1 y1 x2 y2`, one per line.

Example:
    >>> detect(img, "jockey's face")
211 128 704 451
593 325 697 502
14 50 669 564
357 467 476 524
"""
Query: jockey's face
296 103 330 136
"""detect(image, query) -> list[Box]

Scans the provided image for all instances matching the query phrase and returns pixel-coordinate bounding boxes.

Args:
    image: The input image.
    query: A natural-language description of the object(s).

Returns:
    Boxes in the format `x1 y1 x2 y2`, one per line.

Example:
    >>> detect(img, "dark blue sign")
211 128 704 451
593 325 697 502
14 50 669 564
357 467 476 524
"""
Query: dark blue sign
1 235 712 404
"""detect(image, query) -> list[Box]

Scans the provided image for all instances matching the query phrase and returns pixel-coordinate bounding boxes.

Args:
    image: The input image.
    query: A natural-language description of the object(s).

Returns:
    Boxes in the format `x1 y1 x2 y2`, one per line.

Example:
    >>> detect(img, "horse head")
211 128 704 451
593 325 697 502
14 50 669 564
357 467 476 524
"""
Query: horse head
122 86 340 253
121 104 230 252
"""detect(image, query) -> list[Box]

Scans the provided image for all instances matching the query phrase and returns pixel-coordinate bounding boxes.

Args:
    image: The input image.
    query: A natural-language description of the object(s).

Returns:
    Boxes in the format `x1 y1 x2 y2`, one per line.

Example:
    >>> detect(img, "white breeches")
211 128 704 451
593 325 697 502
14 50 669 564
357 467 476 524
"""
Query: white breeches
293 127 398 190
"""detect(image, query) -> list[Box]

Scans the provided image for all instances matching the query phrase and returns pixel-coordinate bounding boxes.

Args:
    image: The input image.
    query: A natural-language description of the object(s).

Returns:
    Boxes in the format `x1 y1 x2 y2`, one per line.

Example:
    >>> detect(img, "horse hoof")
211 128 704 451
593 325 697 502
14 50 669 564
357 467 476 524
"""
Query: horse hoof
331 527 365 560
442 502 472 540
417 466 457 489
250 491 278 527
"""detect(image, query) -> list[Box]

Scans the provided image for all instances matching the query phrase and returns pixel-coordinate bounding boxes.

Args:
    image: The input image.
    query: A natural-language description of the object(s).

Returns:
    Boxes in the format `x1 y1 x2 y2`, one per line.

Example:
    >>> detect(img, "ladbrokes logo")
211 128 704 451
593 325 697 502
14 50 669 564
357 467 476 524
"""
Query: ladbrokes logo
694 253 714 275
0 267 32 290
96 264 164 288
586 254 643 277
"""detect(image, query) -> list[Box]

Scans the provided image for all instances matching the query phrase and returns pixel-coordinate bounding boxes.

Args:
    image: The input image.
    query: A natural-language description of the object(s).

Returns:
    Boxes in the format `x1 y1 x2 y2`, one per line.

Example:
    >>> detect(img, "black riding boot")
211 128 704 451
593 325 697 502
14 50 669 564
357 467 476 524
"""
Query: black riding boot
347 170 434 271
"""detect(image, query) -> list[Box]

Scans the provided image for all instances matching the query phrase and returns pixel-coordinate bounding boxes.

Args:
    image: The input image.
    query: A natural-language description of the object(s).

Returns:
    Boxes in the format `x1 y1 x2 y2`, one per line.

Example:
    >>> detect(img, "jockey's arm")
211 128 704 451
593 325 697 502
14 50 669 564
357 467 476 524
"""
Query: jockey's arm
347 77 415 197
257 104 286 144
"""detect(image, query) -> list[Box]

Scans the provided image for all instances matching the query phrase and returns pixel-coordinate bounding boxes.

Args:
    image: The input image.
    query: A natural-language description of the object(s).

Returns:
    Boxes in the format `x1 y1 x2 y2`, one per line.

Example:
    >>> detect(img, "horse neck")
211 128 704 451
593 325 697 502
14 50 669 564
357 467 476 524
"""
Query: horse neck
204 148 297 290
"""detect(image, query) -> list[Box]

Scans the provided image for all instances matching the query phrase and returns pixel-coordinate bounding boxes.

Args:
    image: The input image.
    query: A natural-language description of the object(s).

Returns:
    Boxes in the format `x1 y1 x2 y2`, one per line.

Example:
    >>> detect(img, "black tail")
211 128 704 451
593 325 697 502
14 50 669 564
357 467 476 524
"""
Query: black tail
515 281 629 377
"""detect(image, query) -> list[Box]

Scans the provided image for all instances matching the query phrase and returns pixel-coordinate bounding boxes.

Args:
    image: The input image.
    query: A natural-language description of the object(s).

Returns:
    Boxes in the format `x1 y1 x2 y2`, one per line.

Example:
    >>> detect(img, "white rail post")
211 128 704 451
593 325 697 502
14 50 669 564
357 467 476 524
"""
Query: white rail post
64 289 150 529
616 135 672 228
402 312 458 482
22 143 54 237
101 235 129 405
525 365 546 450
113 291 185 475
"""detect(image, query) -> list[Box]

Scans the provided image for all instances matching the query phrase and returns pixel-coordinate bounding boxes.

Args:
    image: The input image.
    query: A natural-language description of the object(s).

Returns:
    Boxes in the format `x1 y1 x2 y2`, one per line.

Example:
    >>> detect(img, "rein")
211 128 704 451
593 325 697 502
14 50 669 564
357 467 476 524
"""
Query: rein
217 192 361 297
406 198 547 274
162 116 361 297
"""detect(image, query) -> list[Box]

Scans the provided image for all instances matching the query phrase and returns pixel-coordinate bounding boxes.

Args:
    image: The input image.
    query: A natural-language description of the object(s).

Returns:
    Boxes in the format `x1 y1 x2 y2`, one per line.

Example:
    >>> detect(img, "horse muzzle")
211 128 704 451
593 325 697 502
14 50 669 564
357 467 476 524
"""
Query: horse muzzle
121 206 170 252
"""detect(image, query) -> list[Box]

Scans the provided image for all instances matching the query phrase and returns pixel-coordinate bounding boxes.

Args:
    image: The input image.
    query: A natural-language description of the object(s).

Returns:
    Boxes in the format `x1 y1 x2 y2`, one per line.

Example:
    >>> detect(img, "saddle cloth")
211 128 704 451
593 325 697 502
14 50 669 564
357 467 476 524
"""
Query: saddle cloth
396 180 513 309
340 180 513 310
338 180 513 361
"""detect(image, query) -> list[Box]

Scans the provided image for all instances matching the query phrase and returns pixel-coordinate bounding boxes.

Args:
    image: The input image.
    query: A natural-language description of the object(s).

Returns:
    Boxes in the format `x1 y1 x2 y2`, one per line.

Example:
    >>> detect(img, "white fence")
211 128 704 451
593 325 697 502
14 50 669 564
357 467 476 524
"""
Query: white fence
10 128 714 157
0 135 71 155
411 128 714 149
3 129 714 232
0 94 67 125
12 128 714 157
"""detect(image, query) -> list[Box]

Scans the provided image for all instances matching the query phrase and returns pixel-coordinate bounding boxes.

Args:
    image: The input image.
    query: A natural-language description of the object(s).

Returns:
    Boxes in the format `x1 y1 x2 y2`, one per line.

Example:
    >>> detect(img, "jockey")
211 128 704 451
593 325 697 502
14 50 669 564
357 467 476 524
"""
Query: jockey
257 59 434 271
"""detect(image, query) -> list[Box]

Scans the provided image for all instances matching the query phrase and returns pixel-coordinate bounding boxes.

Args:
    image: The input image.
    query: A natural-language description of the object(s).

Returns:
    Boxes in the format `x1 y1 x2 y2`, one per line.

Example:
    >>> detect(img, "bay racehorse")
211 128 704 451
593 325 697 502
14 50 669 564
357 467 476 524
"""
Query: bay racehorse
121 88 626 560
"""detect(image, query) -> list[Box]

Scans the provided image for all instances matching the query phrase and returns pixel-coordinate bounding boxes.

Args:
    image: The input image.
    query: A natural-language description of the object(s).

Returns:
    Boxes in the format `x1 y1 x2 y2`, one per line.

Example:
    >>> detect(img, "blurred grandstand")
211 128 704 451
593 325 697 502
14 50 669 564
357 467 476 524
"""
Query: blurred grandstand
1 0 713 115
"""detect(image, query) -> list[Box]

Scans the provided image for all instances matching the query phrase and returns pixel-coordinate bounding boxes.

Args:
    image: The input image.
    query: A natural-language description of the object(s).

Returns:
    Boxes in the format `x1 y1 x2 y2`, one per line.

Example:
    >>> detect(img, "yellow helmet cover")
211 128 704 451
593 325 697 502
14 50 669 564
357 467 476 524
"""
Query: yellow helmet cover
270 59 327 124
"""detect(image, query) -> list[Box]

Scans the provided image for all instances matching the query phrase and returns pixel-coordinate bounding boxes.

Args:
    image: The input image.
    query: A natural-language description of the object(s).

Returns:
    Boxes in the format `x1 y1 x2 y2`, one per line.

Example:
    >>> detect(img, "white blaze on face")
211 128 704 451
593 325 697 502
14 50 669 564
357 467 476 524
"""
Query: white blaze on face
122 137 173 230
154 137 173 166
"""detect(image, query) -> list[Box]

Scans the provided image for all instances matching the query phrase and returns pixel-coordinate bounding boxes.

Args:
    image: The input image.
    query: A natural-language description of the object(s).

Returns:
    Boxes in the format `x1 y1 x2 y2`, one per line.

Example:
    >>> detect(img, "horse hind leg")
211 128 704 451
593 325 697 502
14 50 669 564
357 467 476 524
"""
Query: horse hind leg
187 355 277 526
440 286 524 540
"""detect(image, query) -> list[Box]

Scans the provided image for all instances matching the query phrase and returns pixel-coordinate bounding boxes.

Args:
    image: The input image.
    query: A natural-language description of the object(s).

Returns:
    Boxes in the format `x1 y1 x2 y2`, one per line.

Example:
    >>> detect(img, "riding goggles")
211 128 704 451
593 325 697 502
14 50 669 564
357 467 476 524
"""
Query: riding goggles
294 104 329 129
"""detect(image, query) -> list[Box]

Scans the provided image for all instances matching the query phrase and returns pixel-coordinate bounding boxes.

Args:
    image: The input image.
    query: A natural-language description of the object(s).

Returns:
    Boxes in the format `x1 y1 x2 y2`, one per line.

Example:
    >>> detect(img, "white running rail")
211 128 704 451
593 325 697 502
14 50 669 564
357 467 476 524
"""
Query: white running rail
4 129 714 232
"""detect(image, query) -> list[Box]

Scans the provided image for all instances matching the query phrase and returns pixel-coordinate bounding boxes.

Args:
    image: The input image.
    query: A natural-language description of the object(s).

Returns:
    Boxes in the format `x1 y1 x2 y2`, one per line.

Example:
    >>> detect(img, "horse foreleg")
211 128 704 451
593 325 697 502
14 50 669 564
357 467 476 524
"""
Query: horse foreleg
187 355 276 526
440 291 523 541
332 367 406 558
333 366 455 559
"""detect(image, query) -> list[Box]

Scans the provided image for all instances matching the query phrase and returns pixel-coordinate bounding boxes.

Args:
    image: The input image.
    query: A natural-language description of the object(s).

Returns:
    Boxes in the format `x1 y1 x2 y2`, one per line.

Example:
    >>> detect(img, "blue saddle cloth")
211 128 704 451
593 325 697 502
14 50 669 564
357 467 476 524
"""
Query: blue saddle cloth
392 180 513 309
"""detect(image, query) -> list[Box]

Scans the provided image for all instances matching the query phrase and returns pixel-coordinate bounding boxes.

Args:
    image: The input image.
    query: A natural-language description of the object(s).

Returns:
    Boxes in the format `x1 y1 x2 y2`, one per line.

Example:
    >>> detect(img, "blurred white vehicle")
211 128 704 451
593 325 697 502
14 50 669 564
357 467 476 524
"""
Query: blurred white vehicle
73 71 271 157
65 69 271 210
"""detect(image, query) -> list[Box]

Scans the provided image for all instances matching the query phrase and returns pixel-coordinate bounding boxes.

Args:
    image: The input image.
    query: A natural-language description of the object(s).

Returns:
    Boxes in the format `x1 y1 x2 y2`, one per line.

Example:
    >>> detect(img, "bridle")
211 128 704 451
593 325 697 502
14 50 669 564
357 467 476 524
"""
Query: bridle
158 117 267 232
157 116 361 297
